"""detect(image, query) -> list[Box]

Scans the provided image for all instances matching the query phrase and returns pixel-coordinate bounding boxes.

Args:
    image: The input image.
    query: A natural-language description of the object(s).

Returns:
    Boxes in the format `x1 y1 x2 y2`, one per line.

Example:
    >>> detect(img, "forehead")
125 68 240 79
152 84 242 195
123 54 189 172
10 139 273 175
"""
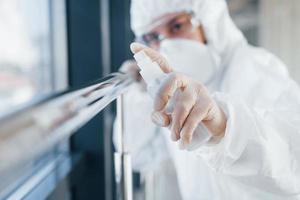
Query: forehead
145 12 189 34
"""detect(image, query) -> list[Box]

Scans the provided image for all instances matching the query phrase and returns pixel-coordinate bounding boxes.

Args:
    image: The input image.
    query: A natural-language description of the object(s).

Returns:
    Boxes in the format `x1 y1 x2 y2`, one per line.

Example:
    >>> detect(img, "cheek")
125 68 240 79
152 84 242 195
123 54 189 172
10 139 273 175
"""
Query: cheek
187 27 206 44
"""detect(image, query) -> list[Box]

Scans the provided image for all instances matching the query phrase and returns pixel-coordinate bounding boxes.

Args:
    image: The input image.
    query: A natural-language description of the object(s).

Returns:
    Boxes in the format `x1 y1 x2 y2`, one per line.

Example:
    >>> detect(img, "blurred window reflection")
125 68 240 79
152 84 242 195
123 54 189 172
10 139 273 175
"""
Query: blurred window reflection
0 0 54 113
0 1 69 198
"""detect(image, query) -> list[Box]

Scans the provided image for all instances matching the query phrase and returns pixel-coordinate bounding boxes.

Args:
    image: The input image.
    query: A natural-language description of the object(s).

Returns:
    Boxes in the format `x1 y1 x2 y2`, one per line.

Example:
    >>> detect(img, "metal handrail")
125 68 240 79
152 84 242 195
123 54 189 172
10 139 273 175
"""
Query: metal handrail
0 73 134 181
114 95 133 200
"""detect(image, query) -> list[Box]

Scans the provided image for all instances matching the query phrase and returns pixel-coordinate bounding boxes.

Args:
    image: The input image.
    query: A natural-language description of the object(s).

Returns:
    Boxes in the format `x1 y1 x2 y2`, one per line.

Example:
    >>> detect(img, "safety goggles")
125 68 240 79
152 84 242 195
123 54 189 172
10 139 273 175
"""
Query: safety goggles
136 12 200 49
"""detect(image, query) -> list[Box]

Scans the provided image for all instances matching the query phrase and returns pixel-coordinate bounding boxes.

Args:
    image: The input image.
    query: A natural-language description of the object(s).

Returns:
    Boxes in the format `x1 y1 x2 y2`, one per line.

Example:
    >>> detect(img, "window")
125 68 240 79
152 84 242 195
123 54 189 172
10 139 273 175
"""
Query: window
0 0 69 199
0 0 67 114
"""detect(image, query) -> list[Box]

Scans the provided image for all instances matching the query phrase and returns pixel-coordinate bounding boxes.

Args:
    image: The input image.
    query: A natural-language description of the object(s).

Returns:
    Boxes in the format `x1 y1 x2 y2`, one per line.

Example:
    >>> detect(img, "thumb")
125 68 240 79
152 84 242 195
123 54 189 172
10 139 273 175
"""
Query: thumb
130 42 173 73
151 111 171 127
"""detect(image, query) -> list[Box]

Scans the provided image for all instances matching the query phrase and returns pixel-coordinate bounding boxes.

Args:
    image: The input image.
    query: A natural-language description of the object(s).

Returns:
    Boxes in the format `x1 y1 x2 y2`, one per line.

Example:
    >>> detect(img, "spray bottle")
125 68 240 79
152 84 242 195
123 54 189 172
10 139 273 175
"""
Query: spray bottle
133 51 211 150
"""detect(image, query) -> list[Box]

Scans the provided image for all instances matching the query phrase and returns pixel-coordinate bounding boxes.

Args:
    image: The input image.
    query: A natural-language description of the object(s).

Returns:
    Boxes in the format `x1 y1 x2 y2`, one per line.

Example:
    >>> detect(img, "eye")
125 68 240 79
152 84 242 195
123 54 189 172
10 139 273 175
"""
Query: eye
170 22 183 34
143 33 160 44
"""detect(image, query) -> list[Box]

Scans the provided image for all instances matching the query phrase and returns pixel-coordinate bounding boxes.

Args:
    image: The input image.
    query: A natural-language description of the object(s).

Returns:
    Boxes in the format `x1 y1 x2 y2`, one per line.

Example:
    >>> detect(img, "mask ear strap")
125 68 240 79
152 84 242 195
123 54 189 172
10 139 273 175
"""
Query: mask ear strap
190 11 201 27
190 14 207 45
190 11 206 42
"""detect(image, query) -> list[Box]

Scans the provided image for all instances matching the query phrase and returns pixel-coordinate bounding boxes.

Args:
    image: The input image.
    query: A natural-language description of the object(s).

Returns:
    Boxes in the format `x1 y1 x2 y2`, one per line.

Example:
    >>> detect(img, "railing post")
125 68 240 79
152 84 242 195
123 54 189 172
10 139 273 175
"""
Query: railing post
115 94 133 200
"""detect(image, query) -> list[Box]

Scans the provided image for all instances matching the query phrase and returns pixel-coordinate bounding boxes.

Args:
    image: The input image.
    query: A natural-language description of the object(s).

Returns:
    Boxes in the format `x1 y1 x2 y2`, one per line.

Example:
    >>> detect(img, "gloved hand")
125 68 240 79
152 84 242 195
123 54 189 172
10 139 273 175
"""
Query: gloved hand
131 42 227 146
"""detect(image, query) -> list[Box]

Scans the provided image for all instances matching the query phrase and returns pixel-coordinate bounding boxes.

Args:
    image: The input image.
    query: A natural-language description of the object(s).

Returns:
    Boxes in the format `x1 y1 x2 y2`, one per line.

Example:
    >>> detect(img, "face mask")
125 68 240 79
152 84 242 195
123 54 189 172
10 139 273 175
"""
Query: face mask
159 39 219 85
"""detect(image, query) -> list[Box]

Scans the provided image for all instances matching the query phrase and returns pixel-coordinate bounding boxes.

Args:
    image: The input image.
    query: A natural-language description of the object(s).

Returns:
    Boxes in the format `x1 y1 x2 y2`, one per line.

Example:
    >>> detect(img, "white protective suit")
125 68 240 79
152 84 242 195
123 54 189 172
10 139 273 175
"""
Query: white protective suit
114 0 300 199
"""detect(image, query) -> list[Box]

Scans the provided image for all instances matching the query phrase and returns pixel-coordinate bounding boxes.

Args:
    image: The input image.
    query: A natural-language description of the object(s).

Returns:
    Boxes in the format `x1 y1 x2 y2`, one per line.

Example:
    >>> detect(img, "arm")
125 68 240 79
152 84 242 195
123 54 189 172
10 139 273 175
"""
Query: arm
196 48 300 195
197 83 300 195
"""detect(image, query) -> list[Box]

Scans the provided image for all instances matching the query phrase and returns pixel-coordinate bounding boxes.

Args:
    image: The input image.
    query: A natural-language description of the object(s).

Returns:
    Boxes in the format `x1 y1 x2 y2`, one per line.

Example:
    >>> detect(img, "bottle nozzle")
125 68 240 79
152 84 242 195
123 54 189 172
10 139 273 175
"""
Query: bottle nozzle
134 51 164 84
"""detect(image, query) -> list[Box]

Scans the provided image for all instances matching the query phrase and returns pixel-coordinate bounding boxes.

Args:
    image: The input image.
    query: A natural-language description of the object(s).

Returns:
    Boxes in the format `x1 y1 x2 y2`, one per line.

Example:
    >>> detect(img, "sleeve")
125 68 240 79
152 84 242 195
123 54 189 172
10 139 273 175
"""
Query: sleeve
113 84 170 172
195 76 300 195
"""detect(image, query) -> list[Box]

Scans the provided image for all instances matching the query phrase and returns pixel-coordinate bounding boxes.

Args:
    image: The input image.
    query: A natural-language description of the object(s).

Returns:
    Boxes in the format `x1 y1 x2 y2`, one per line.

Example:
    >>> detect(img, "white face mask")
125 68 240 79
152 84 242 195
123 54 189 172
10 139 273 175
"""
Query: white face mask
159 39 219 85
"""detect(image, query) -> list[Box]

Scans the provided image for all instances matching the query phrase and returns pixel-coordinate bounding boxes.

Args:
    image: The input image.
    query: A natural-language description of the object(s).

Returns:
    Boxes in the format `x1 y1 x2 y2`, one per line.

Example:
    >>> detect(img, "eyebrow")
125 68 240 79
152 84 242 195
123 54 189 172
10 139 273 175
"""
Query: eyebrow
167 14 189 27
144 14 189 37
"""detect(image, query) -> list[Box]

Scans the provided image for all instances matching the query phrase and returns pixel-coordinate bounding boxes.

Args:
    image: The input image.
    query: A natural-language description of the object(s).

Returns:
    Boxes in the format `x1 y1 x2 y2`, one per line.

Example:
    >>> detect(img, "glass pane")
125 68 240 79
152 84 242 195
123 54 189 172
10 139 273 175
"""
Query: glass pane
0 0 69 198
0 0 53 113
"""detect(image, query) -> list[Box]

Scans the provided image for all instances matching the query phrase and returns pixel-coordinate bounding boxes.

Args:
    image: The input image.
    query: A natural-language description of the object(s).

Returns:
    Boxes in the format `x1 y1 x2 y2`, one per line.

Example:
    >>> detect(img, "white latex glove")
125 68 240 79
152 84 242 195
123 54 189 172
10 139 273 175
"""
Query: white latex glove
131 42 227 147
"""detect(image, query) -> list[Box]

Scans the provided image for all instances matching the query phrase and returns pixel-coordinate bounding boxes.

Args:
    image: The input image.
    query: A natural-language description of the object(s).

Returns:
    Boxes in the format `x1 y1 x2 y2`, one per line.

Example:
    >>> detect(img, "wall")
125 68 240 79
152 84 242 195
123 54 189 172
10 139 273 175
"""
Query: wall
259 0 300 83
